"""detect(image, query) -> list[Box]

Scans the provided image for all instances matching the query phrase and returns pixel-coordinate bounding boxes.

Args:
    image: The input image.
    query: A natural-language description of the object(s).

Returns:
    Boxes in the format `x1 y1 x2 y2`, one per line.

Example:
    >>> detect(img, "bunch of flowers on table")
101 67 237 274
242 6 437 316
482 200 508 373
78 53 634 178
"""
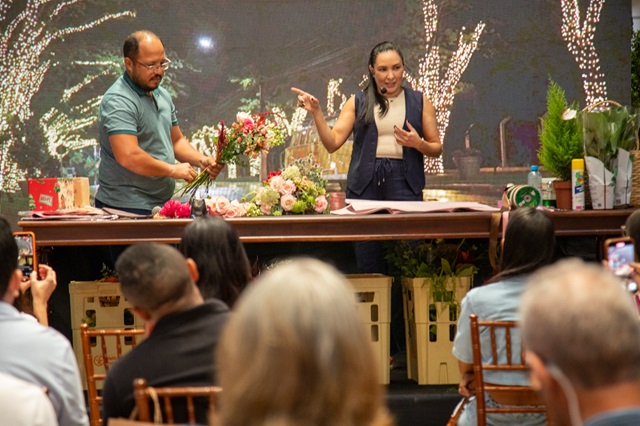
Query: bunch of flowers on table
178 110 286 199
204 196 249 218
153 200 192 219
243 156 329 216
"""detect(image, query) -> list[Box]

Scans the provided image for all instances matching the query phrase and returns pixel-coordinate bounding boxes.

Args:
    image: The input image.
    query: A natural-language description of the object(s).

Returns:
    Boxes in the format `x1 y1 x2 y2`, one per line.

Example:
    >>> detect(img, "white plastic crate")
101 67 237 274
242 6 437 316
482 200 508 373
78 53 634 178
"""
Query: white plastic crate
402 277 471 384
69 281 145 390
347 274 393 385
69 281 144 330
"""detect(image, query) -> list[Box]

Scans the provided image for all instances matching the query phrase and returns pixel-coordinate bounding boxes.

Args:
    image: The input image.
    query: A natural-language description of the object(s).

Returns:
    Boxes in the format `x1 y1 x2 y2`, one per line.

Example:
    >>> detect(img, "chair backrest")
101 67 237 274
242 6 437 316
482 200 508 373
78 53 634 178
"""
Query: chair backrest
469 314 549 426
80 323 145 426
133 377 221 424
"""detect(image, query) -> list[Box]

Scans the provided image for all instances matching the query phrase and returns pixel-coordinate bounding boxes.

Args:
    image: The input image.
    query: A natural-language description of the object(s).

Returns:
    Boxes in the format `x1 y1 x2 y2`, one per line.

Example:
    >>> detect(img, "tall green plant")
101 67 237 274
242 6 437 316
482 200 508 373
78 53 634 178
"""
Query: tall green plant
537 80 583 181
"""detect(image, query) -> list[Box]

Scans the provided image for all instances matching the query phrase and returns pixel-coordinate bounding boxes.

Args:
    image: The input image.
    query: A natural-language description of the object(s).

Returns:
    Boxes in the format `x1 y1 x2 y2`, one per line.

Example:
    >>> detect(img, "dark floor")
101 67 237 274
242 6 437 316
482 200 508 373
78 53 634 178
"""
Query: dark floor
386 367 460 426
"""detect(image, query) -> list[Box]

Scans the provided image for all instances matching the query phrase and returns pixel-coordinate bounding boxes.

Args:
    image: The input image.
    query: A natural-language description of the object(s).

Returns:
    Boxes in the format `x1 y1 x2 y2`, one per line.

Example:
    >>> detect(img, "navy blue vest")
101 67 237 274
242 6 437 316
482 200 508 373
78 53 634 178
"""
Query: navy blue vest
348 87 425 196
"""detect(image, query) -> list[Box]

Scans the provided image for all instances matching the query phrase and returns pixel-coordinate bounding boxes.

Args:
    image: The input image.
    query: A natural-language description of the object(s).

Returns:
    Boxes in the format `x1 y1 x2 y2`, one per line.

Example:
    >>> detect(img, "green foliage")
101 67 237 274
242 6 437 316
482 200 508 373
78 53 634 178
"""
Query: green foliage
385 239 479 280
537 79 583 181
578 105 638 169
632 30 640 109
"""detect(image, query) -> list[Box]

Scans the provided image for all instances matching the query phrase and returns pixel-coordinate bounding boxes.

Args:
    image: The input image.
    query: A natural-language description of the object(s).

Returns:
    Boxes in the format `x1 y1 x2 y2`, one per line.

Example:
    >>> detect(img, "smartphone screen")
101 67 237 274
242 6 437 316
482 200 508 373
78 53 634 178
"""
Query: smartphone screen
606 239 635 278
14 232 36 277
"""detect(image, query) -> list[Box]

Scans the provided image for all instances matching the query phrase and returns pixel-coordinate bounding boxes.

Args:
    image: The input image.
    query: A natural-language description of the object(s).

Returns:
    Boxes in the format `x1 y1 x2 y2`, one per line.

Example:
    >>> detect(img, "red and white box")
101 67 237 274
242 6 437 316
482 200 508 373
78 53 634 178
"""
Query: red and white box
28 177 90 211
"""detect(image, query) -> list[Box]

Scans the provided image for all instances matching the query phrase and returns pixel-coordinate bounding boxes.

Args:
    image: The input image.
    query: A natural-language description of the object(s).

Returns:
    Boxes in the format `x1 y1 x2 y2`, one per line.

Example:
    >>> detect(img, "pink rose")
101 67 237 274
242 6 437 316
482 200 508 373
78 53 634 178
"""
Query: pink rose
205 196 230 216
213 196 230 215
176 203 192 218
280 194 296 211
269 175 285 192
280 180 297 196
260 203 273 215
224 201 245 218
314 195 328 213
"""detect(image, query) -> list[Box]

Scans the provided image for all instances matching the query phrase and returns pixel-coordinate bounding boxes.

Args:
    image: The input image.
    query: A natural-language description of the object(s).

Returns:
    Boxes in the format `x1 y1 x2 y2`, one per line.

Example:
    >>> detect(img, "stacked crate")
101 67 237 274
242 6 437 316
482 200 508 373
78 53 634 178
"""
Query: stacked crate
69 281 145 389
347 274 393 385
402 277 471 384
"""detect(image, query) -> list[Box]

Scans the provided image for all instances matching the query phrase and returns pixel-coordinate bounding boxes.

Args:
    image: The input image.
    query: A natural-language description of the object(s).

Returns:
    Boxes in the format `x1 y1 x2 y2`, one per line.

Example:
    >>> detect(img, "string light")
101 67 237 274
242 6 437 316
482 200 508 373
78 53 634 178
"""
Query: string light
327 78 347 116
561 0 607 105
0 1 134 192
406 0 485 173
285 0 484 175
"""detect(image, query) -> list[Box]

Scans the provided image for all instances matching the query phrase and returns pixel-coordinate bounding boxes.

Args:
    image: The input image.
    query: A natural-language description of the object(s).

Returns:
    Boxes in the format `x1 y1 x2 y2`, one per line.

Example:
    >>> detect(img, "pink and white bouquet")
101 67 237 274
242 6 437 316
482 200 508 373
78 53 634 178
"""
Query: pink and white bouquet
243 157 329 216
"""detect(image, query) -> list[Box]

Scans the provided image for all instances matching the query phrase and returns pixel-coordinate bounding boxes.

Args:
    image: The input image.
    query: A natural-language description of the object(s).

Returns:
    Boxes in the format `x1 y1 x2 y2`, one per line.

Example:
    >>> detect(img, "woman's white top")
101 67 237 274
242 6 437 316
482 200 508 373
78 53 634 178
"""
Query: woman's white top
375 90 406 159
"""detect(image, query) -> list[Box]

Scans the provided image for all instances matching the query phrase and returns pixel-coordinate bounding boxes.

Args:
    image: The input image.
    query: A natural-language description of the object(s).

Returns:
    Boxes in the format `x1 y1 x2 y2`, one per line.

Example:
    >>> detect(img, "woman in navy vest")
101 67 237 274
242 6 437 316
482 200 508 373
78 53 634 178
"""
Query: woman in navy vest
292 41 441 273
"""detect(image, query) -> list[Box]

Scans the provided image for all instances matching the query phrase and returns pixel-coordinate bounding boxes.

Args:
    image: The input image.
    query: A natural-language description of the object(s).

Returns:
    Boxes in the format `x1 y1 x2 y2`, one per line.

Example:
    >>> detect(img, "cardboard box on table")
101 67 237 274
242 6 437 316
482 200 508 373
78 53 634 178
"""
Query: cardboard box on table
69 281 145 390
402 276 471 385
347 274 392 385
28 177 90 211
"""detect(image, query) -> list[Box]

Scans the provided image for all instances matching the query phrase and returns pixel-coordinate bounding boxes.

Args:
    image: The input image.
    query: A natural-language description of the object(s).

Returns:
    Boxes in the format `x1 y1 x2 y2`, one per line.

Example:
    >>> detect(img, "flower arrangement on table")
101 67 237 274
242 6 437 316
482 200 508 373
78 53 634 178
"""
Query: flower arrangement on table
242 156 330 216
178 110 286 199
155 156 330 219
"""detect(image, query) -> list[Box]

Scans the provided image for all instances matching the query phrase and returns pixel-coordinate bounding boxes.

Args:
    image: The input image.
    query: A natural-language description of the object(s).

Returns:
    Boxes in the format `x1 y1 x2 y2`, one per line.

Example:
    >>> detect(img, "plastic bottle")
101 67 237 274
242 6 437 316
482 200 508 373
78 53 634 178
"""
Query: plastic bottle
527 165 543 206
572 159 585 210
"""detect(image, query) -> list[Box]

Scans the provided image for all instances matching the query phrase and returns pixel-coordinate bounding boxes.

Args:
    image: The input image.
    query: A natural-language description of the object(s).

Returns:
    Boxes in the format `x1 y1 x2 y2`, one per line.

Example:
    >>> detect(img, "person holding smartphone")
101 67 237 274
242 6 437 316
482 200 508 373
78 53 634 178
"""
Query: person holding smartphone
0 216 89 426
17 264 57 326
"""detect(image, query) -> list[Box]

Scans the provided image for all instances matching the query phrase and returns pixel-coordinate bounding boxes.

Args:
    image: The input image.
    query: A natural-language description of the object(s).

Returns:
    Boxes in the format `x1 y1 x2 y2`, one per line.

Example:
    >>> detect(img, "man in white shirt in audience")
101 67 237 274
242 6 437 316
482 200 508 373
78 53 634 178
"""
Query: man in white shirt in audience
0 216 89 426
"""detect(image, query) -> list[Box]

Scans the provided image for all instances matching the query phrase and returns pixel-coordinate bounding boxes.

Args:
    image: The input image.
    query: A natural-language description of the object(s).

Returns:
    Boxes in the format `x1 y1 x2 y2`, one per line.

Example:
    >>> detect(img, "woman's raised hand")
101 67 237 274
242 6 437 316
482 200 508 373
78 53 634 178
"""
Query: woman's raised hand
291 87 320 113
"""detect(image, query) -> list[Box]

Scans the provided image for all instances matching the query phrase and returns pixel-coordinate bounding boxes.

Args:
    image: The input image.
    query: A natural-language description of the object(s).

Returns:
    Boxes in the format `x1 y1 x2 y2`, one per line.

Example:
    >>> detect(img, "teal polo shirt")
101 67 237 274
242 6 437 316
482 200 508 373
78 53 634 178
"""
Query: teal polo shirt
96 72 178 211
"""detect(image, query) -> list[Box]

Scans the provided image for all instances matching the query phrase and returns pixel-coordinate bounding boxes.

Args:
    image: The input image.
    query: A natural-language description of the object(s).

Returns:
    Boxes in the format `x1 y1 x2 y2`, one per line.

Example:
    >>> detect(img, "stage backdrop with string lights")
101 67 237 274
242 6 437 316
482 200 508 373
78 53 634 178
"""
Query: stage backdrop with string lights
0 0 632 216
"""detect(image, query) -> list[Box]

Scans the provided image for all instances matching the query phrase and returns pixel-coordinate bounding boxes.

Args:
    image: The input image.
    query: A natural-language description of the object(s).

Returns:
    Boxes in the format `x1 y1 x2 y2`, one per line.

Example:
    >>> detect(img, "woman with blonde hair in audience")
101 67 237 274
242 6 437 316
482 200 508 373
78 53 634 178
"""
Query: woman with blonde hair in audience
215 257 393 426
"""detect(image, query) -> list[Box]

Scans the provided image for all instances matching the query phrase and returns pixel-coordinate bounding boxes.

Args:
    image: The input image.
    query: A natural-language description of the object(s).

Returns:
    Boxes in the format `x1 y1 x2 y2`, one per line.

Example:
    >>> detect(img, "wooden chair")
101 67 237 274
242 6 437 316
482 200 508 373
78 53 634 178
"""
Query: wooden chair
80 323 145 426
470 314 549 426
133 377 221 424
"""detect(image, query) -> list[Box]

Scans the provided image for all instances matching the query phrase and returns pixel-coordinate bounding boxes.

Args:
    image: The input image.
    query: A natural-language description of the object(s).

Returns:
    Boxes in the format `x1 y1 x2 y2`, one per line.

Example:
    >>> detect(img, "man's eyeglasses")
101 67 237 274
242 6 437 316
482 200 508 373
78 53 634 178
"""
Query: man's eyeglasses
131 58 171 71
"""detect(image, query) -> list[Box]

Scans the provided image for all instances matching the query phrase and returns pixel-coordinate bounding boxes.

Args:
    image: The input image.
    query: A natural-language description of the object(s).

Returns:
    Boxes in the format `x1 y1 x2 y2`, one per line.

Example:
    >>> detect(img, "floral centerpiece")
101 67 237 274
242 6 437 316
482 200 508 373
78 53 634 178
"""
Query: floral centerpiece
243 156 329 216
178 110 286 199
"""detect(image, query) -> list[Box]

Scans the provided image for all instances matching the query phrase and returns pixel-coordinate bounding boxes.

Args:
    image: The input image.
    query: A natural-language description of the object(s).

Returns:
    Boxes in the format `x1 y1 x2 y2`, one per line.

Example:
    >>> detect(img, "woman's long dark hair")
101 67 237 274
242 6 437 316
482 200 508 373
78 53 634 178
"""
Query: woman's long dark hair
180 216 252 307
489 207 555 283
358 41 405 126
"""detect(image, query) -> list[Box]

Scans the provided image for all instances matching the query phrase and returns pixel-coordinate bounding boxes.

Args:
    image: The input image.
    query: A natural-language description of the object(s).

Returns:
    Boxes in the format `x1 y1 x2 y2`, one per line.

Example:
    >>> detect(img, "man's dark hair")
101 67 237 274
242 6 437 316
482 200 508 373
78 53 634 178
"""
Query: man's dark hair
0 216 18 297
115 243 192 312
123 30 163 59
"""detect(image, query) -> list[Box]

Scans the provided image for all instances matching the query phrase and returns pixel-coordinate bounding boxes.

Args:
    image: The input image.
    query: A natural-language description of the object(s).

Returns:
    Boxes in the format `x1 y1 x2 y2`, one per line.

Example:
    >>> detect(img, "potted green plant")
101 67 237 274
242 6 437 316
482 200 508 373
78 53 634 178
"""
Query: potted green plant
578 102 637 209
537 79 583 209
385 239 480 384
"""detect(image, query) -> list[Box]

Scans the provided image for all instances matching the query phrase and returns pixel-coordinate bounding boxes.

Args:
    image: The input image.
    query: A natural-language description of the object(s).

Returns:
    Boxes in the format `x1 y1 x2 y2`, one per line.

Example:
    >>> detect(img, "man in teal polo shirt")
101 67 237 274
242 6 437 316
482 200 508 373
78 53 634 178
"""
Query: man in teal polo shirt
96 30 222 215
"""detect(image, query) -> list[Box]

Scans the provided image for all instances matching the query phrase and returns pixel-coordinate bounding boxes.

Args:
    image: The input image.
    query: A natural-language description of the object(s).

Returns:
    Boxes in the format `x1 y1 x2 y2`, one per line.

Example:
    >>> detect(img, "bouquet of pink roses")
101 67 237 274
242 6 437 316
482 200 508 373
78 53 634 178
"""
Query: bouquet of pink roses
243 156 329 216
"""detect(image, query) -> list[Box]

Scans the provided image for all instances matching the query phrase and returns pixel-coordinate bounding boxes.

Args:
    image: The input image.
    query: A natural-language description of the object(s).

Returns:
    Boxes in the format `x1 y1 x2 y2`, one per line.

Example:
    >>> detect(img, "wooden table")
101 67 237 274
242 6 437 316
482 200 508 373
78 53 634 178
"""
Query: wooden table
19 208 634 246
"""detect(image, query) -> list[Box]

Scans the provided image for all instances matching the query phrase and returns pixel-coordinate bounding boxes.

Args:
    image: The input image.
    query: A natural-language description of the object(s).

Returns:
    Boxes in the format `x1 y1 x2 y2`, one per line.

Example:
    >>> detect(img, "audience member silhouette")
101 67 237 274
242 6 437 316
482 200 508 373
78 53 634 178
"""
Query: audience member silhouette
452 207 554 425
180 216 251 307
0 216 88 425
102 243 229 425
215 257 393 426
521 258 640 426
